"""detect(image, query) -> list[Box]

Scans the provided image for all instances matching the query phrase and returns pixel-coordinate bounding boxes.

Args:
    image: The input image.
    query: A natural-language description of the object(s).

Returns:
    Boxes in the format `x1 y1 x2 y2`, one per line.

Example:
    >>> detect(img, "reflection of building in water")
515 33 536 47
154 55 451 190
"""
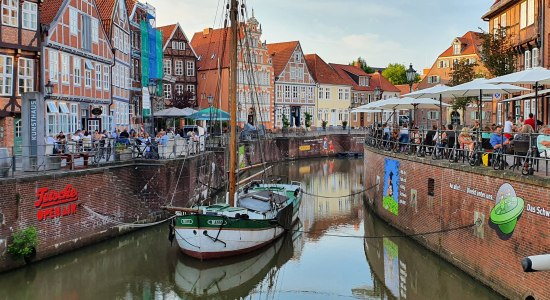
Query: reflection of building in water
362 209 502 300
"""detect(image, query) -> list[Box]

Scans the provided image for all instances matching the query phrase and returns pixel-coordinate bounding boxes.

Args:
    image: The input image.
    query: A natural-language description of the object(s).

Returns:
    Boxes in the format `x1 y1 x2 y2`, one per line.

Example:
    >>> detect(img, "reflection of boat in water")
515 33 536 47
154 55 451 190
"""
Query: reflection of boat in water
361 208 502 300
174 222 302 299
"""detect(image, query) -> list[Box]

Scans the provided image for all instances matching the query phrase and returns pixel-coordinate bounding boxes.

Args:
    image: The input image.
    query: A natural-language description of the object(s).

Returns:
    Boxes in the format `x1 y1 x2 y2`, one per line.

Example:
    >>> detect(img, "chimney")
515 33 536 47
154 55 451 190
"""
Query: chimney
203 28 212 36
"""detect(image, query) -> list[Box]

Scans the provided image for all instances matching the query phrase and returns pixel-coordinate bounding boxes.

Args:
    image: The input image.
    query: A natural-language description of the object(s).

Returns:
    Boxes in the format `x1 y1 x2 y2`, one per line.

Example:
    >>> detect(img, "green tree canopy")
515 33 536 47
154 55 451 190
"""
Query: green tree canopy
349 57 375 74
382 63 420 85
479 27 516 77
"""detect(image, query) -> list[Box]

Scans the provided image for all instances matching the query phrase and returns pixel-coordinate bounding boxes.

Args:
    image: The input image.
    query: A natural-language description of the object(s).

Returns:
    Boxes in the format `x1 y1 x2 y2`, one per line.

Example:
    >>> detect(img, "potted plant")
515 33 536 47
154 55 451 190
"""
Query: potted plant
282 114 290 133
114 143 132 161
7 226 38 264
304 112 312 131
342 121 348 130
321 120 328 131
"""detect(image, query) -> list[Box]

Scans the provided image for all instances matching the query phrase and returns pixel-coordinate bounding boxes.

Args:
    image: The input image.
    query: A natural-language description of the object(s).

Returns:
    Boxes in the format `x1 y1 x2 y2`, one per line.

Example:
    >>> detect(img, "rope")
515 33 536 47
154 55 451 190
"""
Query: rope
301 184 378 198
83 205 175 228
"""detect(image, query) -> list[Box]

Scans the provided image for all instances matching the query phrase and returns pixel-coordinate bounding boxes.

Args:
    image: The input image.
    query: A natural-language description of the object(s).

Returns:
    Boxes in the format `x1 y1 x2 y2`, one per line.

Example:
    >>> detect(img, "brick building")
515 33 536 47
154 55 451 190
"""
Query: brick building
483 0 550 124
158 23 198 110
126 0 146 128
97 0 131 131
0 0 41 153
267 41 315 128
40 0 114 136
192 14 275 128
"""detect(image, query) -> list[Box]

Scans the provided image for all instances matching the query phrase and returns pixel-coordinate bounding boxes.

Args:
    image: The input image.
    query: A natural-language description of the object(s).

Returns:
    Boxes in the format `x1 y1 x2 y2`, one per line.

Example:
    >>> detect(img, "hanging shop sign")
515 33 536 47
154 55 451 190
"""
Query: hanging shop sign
35 184 79 221
91 107 103 116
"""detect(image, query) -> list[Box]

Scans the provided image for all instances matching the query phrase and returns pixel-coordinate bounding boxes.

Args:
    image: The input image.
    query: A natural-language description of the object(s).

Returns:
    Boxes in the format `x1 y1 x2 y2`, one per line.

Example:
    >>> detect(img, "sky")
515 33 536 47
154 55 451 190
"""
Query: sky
145 0 492 72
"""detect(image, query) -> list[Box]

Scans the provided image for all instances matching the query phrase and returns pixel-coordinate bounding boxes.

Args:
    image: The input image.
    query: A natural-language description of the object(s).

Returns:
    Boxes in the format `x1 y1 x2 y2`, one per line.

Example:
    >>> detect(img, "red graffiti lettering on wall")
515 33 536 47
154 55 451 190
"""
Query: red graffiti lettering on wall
35 185 79 221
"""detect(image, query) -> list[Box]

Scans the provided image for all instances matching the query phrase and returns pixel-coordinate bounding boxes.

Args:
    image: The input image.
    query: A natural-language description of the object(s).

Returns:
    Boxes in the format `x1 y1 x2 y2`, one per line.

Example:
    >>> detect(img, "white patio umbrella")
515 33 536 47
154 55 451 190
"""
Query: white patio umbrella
403 84 450 128
486 67 550 126
441 78 529 134
154 107 197 117
375 97 450 126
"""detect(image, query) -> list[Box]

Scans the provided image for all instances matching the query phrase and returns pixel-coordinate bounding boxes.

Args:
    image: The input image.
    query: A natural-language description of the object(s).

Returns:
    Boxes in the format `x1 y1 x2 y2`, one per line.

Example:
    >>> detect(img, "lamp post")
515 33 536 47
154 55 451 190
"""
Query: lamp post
44 80 54 98
406 63 416 124
348 105 352 134
147 79 159 137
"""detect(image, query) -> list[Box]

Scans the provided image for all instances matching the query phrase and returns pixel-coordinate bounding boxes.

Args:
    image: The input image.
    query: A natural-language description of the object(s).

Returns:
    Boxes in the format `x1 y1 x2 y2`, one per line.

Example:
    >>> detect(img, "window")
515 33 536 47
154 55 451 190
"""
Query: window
520 0 535 29
325 88 330 99
175 60 183 76
2 0 18 26
48 50 58 82
69 104 78 134
175 84 184 95
0 55 13 96
22 1 37 30
532 48 539 68
294 51 301 62
500 13 507 31
163 59 171 75
85 69 92 87
69 8 78 35
104 66 109 90
427 111 439 120
524 50 531 69
359 76 367 86
163 83 172 99
172 41 185 50
91 18 98 43
428 75 440 84
345 89 350 100
318 87 324 99
453 43 461 55
338 88 343 100
125 68 129 89
290 67 295 80
95 64 102 89
46 101 58 135
493 18 499 35
81 14 91 51
61 54 69 83
18 58 33 95
284 85 290 100
186 61 195 76
73 57 81 85
292 86 298 100
186 84 195 99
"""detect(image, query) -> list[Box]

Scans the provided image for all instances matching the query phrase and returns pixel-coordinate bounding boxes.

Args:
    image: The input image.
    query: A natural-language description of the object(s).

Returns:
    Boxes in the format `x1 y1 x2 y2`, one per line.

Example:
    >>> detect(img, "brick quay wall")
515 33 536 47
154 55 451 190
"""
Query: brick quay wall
364 147 550 300
0 133 364 272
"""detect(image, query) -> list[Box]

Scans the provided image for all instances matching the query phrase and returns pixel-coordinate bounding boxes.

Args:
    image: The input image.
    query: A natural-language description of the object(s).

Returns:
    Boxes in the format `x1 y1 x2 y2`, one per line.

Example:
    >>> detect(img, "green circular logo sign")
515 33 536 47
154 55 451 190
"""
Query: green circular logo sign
490 196 524 234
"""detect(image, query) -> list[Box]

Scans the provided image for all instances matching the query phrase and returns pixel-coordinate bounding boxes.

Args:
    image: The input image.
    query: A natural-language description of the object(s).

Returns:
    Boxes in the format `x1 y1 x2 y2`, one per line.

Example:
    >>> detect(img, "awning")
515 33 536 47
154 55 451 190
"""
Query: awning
59 102 70 114
46 101 58 113
85 60 94 70
502 89 550 102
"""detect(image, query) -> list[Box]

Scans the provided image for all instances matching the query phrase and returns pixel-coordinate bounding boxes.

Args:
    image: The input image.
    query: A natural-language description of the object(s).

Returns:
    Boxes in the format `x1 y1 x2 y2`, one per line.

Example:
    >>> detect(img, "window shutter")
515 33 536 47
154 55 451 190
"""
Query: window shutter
532 48 539 67
471 112 476 120
524 50 531 69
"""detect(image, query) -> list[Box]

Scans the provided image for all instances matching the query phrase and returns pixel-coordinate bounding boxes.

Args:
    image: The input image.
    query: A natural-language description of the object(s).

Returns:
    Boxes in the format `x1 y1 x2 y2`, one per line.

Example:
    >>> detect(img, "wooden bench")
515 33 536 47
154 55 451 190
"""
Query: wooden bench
56 152 91 170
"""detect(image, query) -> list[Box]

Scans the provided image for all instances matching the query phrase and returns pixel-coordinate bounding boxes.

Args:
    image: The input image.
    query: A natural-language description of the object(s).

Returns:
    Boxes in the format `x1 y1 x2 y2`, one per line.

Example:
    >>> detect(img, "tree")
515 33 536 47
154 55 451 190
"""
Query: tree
479 27 516 77
449 59 485 125
350 57 375 74
381 63 420 85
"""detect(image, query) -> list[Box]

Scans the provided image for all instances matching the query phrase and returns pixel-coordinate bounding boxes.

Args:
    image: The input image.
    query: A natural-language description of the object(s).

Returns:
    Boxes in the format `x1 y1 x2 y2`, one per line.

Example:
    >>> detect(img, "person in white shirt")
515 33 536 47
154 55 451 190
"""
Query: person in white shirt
504 115 514 140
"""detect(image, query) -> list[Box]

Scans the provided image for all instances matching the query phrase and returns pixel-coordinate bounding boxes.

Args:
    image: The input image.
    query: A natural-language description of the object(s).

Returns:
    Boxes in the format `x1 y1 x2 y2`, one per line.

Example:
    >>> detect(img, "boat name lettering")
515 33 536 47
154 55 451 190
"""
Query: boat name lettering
180 219 193 225
207 220 227 226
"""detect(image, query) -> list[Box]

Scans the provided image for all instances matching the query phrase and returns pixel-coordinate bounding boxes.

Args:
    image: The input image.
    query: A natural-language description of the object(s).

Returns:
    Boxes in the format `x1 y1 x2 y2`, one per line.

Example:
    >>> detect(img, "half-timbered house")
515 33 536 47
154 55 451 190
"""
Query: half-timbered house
40 0 114 135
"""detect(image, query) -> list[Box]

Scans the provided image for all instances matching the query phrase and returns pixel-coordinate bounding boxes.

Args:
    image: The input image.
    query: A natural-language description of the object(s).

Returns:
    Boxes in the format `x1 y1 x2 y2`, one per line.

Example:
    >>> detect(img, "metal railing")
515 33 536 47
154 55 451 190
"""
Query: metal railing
364 127 550 177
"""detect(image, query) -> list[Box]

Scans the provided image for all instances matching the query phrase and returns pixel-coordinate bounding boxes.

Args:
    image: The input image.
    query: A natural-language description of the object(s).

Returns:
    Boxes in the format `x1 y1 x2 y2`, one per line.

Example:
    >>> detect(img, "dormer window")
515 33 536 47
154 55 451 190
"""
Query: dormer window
453 42 461 55
359 76 368 87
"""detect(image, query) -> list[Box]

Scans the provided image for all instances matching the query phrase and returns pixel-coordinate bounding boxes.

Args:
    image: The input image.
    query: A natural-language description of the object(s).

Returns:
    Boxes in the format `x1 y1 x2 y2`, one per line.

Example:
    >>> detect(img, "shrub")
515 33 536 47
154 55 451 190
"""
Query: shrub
7 226 38 261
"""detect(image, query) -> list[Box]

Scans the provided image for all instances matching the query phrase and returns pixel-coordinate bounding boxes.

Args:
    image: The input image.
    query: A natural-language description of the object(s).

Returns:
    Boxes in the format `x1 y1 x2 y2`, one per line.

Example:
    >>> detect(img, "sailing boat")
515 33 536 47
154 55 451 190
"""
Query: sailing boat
169 1 303 260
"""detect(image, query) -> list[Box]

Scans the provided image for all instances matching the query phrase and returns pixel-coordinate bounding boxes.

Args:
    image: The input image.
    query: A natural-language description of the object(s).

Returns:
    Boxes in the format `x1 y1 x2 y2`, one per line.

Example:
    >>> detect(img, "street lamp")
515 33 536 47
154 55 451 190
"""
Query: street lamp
147 79 159 136
44 80 54 98
406 63 416 123
348 105 352 134
374 86 382 127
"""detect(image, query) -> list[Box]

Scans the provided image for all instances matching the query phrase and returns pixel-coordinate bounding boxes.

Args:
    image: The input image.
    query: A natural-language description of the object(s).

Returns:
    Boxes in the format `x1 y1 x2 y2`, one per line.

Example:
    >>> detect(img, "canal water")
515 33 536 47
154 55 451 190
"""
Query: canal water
0 158 503 300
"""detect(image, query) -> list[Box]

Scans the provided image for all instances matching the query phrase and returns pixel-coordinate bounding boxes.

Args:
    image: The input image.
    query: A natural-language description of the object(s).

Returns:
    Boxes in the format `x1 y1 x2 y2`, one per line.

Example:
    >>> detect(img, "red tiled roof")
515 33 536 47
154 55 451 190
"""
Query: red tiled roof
96 0 116 38
191 27 233 71
40 0 66 25
267 41 299 77
395 83 419 95
125 0 137 16
439 31 483 58
158 24 177 47
304 54 348 85
330 63 374 91
370 71 401 93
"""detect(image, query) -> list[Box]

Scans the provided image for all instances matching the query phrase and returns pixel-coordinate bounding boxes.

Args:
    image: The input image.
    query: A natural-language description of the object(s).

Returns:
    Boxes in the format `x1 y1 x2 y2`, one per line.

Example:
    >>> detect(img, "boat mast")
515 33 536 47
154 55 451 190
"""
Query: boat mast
228 0 238 206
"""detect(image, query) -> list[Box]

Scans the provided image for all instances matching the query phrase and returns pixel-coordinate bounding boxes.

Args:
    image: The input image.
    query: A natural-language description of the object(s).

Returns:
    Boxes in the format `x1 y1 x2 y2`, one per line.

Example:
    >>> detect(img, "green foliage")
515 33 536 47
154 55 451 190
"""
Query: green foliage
479 27 516 77
304 112 312 128
349 57 375 74
115 143 126 153
450 59 478 86
382 63 420 85
282 114 290 129
7 226 38 260
451 97 474 111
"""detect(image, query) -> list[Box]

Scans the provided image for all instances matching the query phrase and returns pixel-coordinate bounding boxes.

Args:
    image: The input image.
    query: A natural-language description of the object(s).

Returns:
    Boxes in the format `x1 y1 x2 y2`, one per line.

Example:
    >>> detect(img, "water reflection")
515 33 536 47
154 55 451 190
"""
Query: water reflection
361 209 504 300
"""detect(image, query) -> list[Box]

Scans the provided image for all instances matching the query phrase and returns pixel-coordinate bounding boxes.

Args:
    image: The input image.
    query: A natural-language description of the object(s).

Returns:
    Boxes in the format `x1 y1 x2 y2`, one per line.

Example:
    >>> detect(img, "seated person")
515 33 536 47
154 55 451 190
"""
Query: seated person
158 132 170 146
513 124 534 141
538 127 550 158
490 125 510 152
458 127 475 155
382 123 390 141
444 124 456 148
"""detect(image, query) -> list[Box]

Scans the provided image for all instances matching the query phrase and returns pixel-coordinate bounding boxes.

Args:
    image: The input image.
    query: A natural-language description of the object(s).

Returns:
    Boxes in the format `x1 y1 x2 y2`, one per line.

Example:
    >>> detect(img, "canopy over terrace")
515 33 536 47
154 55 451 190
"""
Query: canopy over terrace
188 107 231 121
